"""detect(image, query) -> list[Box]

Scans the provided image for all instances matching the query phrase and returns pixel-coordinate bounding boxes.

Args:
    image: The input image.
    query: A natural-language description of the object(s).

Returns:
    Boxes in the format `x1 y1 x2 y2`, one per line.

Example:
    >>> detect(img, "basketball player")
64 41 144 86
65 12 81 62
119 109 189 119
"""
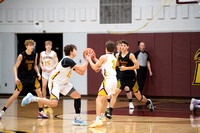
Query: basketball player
106 40 154 119
0 39 47 119
107 40 134 112
134 41 153 94
21 44 88 126
86 41 117 128
40 41 58 98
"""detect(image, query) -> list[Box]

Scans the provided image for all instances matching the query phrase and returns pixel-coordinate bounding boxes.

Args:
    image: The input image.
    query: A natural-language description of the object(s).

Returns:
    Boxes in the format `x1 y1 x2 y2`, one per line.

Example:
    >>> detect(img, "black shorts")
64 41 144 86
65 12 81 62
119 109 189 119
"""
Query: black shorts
137 66 147 94
120 79 139 93
16 75 40 92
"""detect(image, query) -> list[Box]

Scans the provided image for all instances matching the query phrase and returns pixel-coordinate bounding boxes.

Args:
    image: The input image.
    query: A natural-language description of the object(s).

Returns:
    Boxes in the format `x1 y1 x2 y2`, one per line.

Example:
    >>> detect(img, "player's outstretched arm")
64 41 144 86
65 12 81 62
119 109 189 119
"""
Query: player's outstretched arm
119 53 139 71
92 56 98 63
34 53 41 80
13 54 23 85
73 60 88 76
86 55 105 71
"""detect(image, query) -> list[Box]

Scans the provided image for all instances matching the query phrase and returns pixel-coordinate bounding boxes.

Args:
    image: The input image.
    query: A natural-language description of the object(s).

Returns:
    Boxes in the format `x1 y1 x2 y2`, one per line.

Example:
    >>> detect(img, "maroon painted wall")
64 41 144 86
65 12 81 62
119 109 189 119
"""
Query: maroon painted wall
87 32 200 97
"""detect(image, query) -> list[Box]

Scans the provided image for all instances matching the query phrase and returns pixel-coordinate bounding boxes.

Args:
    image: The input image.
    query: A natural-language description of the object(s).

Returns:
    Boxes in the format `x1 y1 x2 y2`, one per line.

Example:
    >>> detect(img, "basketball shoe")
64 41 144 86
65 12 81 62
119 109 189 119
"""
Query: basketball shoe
146 99 154 112
72 116 88 126
21 93 35 106
0 110 4 119
89 120 103 128
38 111 48 119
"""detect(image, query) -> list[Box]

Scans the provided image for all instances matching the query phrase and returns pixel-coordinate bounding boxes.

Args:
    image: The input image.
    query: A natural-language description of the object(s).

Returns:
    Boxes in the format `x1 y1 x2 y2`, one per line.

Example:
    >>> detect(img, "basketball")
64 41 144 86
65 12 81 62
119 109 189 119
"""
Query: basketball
83 48 95 59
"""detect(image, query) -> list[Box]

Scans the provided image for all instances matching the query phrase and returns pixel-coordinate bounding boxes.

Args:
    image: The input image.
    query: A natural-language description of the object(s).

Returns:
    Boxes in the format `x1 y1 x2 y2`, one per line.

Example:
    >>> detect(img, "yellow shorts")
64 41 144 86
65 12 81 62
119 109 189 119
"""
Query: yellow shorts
17 78 40 92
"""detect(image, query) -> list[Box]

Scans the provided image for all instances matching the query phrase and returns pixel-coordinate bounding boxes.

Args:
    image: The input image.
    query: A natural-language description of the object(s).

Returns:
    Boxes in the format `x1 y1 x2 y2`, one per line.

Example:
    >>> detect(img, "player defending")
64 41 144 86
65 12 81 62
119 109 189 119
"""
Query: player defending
86 41 117 128
106 40 154 119
40 41 58 98
107 40 134 113
0 39 47 119
21 44 88 126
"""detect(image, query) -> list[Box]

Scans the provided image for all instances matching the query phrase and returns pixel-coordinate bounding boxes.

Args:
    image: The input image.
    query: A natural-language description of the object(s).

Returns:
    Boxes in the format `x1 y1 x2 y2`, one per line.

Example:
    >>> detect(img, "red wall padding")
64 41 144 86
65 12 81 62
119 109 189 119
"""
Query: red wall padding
154 33 173 96
87 34 104 95
172 33 191 96
191 32 200 97
87 32 200 97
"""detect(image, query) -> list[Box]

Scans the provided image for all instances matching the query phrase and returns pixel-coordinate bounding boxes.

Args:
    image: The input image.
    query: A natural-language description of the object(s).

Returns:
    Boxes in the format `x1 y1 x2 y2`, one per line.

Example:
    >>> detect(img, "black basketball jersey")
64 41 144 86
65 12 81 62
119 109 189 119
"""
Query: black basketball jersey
18 51 36 78
118 52 135 80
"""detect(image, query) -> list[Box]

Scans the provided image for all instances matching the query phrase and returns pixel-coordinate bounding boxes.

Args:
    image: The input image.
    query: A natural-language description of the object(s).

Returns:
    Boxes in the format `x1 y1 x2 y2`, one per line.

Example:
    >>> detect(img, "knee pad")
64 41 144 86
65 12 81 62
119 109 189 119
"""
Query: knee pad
125 86 130 92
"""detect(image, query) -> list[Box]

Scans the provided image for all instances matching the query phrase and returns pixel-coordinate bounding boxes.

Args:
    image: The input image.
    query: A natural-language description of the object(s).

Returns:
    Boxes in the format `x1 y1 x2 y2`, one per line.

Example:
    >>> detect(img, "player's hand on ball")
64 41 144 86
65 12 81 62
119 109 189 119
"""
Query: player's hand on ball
15 78 20 85
119 66 127 71
85 54 91 61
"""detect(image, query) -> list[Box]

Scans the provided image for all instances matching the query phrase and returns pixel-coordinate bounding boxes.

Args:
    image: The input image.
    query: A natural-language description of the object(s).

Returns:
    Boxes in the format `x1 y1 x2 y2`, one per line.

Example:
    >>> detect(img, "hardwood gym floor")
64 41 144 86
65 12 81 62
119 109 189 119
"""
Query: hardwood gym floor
0 97 198 133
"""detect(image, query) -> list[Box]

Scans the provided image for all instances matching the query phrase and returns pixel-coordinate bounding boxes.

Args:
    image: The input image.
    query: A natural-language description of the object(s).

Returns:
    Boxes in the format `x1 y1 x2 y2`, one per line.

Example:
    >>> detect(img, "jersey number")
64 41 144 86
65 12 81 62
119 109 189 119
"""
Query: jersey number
112 60 116 70
44 60 51 66
28 64 32 70
67 70 72 78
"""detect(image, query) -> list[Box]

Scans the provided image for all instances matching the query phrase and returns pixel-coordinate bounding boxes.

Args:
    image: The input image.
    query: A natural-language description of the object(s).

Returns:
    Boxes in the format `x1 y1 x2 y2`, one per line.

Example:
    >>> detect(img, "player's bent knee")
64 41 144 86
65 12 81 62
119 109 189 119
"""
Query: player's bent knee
75 93 81 99
70 91 81 99
113 92 118 98
51 100 58 107
124 86 130 91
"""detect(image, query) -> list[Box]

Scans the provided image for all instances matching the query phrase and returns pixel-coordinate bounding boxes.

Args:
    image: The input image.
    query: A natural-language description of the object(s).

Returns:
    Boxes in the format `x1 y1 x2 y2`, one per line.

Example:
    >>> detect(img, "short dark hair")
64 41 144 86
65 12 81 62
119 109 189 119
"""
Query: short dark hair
121 40 129 46
116 40 122 45
64 44 77 56
138 41 144 46
105 41 115 52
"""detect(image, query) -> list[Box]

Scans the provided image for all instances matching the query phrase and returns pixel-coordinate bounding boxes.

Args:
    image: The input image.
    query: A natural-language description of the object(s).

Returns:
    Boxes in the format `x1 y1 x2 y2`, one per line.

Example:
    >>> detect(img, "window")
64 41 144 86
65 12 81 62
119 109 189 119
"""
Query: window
100 0 132 24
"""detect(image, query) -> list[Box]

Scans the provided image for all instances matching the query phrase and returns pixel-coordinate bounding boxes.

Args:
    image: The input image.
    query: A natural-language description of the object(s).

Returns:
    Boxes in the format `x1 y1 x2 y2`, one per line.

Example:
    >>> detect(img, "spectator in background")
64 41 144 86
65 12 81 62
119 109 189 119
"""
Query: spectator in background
134 41 153 94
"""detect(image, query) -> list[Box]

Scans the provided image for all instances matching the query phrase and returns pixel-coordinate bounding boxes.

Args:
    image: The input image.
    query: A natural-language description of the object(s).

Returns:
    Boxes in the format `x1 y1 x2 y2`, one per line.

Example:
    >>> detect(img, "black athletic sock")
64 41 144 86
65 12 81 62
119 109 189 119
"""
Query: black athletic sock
39 108 43 112
129 99 132 103
108 99 110 103
74 98 81 114
146 99 150 105
109 107 113 113
2 107 7 112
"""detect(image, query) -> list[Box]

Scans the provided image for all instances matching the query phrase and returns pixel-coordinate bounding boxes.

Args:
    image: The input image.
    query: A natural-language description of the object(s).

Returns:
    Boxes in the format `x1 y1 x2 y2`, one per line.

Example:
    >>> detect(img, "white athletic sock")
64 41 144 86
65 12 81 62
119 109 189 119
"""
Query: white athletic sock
197 100 200 104
32 96 39 102
75 114 81 120
101 113 105 117
196 105 200 108
96 116 101 122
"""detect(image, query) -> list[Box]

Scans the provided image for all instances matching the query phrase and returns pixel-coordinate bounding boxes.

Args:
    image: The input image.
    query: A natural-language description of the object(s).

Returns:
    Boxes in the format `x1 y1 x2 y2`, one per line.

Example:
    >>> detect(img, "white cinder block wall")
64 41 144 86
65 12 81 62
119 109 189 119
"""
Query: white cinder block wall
0 0 199 94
